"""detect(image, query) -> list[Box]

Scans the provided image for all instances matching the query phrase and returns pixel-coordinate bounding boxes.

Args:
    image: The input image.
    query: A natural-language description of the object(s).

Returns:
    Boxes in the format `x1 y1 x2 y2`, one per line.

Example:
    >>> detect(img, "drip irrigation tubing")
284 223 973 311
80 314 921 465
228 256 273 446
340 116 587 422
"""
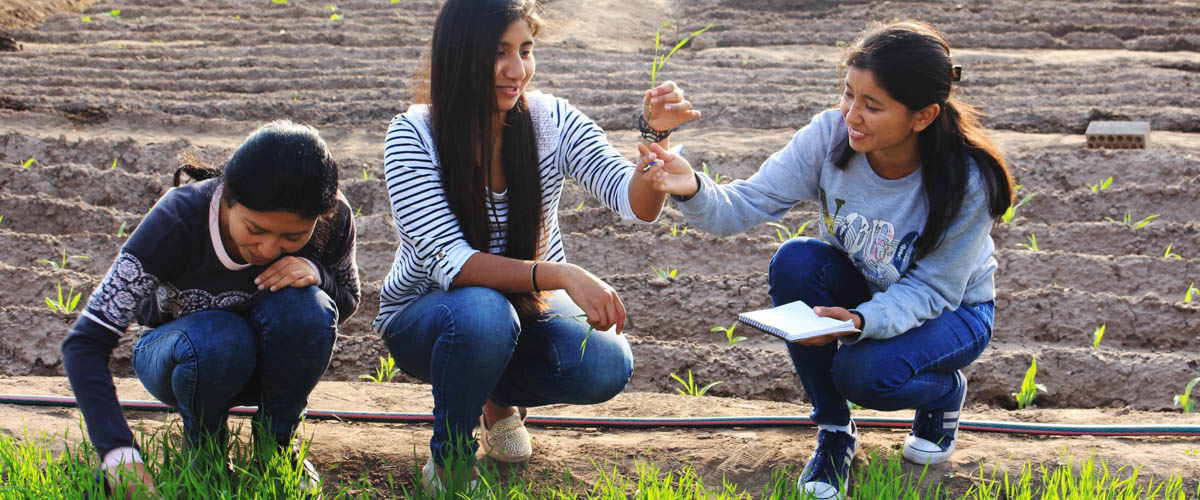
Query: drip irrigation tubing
4 394 1199 437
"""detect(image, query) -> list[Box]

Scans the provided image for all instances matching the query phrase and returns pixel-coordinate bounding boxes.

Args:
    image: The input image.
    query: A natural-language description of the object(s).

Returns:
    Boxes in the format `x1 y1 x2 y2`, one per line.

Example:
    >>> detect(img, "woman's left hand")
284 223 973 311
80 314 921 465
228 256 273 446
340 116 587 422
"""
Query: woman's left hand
643 81 701 132
793 306 862 346
255 256 320 292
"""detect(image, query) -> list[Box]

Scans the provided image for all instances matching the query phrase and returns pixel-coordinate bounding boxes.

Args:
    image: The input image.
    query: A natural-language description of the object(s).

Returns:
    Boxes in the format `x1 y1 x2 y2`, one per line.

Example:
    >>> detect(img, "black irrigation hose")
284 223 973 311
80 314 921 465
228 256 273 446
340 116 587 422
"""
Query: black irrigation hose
5 394 1200 437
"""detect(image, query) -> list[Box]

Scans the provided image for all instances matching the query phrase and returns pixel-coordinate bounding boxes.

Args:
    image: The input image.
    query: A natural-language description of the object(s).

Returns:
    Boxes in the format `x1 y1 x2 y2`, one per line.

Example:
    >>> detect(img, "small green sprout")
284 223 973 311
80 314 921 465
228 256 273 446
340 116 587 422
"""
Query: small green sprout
1088 175 1113 192
1020 233 1039 251
575 200 584 210
330 13 342 20
21 158 35 169
271 0 288 4
847 401 863 410
658 221 688 237
37 249 89 270
0 216 4 225
1091 323 1105 350
699 163 730 184
649 21 713 89
835 40 849 48
1001 190 1033 224
110 158 118 170
670 369 721 397
362 165 373 181
1164 243 1182 259
326 4 338 11
766 219 814 243
1175 377 1199 413
353 206 363 217
1012 356 1047 410
81 16 92 22
1185 282 1198 303
711 322 745 346
106 9 121 18
650 265 678 279
116 221 127 237
357 354 400 383
391 0 401 3
1106 212 1160 229
234 15 241 20
45 284 82 315
566 313 598 360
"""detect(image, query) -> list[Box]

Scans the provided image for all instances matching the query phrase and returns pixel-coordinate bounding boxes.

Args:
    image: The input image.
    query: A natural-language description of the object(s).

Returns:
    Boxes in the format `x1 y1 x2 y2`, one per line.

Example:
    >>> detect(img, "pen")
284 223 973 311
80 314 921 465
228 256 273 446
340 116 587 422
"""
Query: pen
642 144 684 173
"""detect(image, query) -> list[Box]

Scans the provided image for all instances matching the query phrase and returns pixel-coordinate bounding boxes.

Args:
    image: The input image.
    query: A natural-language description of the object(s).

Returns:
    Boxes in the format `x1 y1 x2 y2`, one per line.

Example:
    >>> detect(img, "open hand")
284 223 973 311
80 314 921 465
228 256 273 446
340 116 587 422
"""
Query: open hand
638 142 699 197
793 306 862 346
255 256 319 292
643 81 701 132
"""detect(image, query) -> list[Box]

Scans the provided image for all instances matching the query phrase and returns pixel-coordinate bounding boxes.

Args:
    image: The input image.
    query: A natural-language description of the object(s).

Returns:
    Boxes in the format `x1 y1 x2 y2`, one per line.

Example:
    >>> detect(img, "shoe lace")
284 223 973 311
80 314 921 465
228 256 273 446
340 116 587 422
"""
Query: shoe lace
808 430 852 484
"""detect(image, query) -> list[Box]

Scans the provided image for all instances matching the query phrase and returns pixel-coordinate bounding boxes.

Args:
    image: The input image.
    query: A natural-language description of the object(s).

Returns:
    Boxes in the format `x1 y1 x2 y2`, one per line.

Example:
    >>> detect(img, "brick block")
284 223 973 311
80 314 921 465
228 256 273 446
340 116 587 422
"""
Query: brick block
1085 121 1150 149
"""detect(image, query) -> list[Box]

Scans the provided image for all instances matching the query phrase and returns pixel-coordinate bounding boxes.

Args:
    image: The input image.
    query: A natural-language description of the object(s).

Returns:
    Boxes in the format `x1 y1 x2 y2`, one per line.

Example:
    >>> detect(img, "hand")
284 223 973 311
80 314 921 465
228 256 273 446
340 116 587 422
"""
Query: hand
638 142 699 197
793 306 862 347
643 81 701 131
105 461 159 499
560 264 626 334
255 256 319 292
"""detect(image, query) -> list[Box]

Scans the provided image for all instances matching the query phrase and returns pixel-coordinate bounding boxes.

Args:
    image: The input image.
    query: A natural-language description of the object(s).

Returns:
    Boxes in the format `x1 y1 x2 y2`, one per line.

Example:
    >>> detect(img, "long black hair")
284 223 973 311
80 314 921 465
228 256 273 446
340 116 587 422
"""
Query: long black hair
174 120 341 248
834 21 1013 260
425 0 547 316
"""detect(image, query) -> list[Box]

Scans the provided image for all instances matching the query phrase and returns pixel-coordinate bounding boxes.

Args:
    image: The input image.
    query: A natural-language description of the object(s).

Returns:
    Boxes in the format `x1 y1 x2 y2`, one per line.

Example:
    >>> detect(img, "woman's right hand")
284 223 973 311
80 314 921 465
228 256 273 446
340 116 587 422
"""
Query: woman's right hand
106 461 159 499
552 263 626 334
638 142 699 198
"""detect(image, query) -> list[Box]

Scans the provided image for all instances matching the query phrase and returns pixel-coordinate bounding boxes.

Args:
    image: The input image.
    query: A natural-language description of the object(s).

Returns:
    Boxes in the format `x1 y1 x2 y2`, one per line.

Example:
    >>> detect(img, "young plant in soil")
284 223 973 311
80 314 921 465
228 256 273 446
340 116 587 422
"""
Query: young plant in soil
711 322 745 346
1185 282 1198 303
45 283 82 315
700 162 730 184
21 158 35 169
1001 186 1032 224
358 354 400 383
361 165 373 181
651 265 678 279
1020 233 1039 251
1176 377 1199 413
1091 323 1105 350
575 200 584 210
1163 243 1182 259
110 158 118 170
670 369 721 397
659 221 688 237
37 248 89 270
1088 175 1113 192
1106 212 1160 229
1012 356 1047 410
766 219 814 243
116 221 127 237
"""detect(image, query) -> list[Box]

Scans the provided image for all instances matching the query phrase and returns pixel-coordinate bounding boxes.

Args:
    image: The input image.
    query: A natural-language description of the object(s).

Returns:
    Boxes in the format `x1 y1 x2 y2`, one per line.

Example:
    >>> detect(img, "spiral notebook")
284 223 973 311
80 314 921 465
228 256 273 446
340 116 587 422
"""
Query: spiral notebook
737 300 859 342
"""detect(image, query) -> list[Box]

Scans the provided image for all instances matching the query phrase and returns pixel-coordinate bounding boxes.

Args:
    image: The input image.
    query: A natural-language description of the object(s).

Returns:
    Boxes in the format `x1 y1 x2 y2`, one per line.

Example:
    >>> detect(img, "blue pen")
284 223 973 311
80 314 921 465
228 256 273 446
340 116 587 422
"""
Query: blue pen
642 144 684 172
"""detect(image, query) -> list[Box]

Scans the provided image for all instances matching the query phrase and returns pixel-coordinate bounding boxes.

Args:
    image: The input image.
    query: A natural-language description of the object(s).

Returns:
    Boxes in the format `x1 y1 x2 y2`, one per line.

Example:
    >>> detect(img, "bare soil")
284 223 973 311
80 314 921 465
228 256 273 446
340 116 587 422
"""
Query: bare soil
1 0 1198 494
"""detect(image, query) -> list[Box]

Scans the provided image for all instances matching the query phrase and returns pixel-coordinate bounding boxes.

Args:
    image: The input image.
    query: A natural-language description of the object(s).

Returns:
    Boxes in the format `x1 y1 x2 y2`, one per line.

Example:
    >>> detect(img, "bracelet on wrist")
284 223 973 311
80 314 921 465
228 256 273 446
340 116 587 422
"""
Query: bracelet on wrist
530 261 541 293
637 113 672 143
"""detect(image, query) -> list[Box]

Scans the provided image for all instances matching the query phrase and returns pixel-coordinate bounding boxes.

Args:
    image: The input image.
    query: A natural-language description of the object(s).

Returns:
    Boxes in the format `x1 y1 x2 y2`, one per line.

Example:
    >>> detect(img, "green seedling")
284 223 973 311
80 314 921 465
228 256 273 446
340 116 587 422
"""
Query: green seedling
575 200 585 210
1001 191 1033 224
391 0 401 3
234 14 241 20
81 16 91 22
353 206 363 217
700 163 730 184
326 4 337 10
1012 356 1047 410
330 13 342 20
21 158 35 169
106 9 121 18
116 221 127 237
358 354 400 383
1185 282 1198 303
659 221 688 237
650 265 678 279
649 21 713 89
711 322 745 346
38 249 89 270
670 369 721 397
1164 243 1183 259
0 216 3 225
45 284 82 315
110 158 117 170
1091 323 1105 350
566 313 599 360
1175 376 1199 413
271 0 287 4
766 219 814 243
1106 212 1160 229
1088 175 1113 192
361 165 373 181
847 401 863 411
1020 233 1039 251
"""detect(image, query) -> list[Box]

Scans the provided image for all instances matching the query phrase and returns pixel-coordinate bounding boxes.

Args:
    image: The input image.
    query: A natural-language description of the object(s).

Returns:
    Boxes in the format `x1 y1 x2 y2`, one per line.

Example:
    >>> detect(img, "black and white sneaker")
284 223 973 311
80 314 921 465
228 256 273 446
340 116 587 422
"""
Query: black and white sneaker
798 420 858 500
903 369 967 465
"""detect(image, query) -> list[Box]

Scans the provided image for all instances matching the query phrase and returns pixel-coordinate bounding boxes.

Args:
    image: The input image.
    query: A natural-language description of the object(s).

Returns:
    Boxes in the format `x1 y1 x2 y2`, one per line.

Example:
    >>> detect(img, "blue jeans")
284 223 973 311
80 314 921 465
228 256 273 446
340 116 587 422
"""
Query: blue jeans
382 287 634 465
132 286 338 447
769 238 993 426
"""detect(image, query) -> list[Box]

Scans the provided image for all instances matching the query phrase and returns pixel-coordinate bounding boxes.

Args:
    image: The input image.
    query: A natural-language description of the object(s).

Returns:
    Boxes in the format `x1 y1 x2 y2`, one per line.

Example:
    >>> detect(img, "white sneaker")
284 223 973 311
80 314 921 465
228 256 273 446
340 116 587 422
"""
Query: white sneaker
420 457 478 495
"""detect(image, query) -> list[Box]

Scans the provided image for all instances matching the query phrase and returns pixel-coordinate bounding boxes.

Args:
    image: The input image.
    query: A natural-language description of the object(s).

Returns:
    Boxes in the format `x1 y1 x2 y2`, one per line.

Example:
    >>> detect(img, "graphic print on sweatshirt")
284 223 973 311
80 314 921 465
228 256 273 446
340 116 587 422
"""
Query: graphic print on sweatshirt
819 187 920 289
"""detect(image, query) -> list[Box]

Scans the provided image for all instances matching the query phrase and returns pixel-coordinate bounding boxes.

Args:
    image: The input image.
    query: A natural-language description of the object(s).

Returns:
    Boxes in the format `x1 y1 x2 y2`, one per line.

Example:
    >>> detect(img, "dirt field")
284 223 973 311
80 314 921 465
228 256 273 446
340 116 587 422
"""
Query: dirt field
1 0 1198 494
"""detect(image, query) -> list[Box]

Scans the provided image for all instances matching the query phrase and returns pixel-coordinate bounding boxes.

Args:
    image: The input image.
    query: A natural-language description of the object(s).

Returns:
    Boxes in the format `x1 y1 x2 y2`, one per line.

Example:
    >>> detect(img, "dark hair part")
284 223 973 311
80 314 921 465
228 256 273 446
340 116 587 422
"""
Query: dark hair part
174 120 340 220
834 21 1013 260
428 0 547 316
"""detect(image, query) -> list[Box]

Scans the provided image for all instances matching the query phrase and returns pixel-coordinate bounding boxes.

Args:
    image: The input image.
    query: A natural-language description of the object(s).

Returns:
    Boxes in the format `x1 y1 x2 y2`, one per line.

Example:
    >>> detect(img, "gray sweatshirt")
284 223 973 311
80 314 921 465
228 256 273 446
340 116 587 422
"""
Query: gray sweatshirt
675 109 996 341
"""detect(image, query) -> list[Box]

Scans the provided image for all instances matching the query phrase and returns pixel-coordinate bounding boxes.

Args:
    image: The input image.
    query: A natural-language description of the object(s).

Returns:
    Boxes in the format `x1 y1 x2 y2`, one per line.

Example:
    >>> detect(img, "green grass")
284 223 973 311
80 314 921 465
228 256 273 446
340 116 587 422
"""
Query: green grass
0 424 1196 499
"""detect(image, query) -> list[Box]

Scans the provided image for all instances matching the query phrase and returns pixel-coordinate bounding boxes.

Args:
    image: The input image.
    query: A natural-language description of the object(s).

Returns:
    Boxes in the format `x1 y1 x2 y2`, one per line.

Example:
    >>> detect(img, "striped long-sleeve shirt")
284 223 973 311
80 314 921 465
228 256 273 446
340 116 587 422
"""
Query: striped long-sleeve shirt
374 91 649 331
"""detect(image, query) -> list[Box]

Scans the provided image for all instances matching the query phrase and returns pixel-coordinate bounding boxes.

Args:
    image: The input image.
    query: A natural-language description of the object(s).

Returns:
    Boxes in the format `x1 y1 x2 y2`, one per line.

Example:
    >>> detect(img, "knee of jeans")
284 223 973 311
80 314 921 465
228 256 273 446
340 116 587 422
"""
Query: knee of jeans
255 286 337 349
439 287 520 346
769 238 832 278
574 341 634 404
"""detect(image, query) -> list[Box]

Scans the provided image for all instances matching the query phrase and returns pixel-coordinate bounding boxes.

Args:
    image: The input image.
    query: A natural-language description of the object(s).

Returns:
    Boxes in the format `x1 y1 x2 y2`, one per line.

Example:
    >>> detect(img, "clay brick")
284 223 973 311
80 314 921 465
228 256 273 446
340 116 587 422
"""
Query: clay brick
1085 121 1150 150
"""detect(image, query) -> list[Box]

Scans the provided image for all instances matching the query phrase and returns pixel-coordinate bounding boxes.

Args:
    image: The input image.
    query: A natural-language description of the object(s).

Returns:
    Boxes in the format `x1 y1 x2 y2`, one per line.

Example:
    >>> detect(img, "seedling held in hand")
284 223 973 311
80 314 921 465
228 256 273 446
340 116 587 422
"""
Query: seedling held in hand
670 369 721 397
649 21 713 105
45 283 82 315
711 322 745 346
358 354 400 383
1012 356 1047 410
1175 376 1199 413
1091 323 1105 350
1088 176 1113 192
568 313 598 360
